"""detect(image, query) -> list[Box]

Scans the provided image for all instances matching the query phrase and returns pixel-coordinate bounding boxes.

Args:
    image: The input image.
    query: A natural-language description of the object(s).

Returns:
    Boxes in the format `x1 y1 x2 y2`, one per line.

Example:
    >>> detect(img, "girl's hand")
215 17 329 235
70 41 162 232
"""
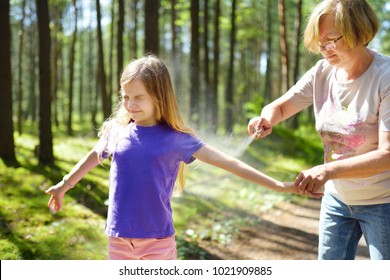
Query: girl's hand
282 182 324 199
45 181 70 213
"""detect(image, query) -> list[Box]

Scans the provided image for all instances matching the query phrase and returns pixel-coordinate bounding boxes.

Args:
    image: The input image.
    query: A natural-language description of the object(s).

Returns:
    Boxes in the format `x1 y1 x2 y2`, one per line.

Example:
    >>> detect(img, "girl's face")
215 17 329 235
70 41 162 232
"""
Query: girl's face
121 79 157 126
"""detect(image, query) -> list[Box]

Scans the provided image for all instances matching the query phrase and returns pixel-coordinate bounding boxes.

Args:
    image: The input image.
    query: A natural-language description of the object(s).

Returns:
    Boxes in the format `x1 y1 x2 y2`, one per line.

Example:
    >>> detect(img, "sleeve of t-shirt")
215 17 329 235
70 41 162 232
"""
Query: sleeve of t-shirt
285 59 327 110
178 133 205 164
378 69 390 132
379 79 390 131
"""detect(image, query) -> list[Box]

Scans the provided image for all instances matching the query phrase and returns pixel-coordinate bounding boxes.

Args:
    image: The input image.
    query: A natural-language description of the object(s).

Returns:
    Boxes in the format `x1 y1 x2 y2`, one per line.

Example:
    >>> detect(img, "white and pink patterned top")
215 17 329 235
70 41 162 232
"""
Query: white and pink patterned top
286 50 390 205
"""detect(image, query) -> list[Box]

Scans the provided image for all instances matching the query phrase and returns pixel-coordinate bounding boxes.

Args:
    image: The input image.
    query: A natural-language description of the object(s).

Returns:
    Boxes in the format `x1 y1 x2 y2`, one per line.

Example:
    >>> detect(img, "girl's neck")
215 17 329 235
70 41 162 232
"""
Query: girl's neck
132 119 158 127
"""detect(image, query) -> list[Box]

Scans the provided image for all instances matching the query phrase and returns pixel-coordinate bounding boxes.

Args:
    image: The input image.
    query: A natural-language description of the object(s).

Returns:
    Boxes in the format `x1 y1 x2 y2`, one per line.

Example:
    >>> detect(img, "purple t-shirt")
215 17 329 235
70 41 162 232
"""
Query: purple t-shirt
100 122 204 238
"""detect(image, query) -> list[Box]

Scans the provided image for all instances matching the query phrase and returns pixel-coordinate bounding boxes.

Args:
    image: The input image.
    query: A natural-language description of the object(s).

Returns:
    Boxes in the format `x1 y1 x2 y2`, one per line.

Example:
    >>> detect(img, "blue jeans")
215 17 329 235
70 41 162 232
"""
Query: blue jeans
319 192 390 260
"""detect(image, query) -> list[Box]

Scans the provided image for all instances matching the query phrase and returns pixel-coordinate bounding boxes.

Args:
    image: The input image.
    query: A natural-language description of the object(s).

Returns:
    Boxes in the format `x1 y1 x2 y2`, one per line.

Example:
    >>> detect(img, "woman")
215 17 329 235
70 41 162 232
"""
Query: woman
248 0 390 260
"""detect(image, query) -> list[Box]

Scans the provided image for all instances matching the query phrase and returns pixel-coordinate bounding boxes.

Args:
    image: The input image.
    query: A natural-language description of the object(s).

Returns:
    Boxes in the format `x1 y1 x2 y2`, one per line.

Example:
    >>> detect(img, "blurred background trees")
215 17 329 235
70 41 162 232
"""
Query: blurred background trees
1 0 389 164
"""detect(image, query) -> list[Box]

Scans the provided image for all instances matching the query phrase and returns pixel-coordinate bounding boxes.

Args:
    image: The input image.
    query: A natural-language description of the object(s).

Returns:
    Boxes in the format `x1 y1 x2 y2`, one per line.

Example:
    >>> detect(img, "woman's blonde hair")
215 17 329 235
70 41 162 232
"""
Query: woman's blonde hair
304 0 379 54
98 55 195 194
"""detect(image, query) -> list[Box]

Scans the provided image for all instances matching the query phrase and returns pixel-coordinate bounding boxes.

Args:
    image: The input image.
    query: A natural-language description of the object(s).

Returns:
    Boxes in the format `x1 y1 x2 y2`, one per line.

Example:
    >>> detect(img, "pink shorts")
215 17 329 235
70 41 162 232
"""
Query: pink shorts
108 235 177 260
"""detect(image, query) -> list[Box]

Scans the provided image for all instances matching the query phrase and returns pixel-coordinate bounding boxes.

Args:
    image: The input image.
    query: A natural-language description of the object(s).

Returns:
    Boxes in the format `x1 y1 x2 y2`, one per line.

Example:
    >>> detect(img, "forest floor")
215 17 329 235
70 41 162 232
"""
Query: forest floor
198 197 370 260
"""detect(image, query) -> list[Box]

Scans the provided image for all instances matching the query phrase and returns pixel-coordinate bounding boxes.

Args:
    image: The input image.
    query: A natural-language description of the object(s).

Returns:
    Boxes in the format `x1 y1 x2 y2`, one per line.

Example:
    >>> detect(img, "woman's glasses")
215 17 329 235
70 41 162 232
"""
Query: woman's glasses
319 35 343 51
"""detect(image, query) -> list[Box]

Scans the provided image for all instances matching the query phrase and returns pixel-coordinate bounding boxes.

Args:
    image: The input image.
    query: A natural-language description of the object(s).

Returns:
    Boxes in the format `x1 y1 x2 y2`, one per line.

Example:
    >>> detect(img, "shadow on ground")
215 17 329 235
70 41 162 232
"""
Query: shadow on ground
195 198 370 260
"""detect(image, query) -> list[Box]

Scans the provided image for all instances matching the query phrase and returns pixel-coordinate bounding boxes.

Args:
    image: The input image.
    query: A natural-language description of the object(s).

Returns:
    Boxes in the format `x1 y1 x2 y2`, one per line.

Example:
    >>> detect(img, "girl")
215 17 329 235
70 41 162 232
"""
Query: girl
46 55 322 260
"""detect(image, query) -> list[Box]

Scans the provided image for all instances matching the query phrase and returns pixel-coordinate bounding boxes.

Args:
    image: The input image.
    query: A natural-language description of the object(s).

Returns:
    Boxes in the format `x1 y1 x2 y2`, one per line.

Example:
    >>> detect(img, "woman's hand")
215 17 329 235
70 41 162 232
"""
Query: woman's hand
293 165 328 196
247 116 272 139
282 181 324 198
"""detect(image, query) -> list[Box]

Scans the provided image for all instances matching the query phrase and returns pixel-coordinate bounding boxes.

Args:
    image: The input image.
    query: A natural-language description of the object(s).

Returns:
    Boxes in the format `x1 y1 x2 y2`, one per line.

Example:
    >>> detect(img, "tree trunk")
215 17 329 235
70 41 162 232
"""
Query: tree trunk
144 0 159 55
0 0 16 163
130 0 138 59
88 22 98 128
203 0 211 129
278 0 290 93
170 0 177 85
117 0 124 94
225 0 237 132
293 0 302 84
78 3 84 123
264 0 274 103
290 0 303 129
170 0 182 103
36 0 54 165
211 0 220 133
108 0 115 103
51 4 62 128
27 3 38 123
67 0 78 135
96 0 110 119
17 0 27 135
190 0 200 126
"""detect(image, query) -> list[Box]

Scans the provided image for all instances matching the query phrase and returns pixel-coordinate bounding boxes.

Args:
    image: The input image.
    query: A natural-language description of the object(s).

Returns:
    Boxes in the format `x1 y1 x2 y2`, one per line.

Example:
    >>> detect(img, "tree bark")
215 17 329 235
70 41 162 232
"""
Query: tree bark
17 0 27 135
51 4 63 128
225 0 237 132
190 0 200 126
211 0 220 133
0 0 16 163
293 0 302 84
129 0 138 59
264 0 274 103
290 0 303 129
67 0 78 135
108 0 115 103
96 0 110 119
36 0 54 165
278 0 290 93
27 1 38 123
117 0 124 94
144 0 159 55
203 0 211 128
170 0 183 103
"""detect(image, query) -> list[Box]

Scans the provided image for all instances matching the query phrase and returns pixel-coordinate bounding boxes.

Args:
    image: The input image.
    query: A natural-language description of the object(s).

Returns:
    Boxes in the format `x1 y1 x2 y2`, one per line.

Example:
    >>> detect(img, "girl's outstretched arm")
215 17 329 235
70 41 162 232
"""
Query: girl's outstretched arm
193 144 323 198
45 148 101 212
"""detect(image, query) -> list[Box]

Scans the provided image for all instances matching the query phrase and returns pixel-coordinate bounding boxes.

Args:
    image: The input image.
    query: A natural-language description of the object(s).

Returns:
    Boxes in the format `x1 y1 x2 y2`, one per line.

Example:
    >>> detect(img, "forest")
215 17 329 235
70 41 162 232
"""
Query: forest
1 0 390 164
0 0 389 260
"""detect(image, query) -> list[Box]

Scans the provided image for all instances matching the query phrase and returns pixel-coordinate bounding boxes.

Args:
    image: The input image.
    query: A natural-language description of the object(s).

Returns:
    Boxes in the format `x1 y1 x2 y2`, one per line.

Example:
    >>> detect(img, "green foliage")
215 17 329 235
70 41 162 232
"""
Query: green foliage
244 95 265 119
0 126 109 260
379 4 390 54
272 124 323 166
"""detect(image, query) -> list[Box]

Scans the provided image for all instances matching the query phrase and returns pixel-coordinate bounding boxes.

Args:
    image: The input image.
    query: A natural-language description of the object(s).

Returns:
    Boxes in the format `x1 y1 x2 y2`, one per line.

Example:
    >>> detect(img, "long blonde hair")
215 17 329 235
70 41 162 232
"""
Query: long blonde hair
98 55 195 193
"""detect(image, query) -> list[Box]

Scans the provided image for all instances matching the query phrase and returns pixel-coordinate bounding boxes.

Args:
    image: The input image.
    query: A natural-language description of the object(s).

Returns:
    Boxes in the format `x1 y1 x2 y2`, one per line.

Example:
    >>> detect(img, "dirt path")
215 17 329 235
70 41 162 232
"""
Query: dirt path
199 198 370 260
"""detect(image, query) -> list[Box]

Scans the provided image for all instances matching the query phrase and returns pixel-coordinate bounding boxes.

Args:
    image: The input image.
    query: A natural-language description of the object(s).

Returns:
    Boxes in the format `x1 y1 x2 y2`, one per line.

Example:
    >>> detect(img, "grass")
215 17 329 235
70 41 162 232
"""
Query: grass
0 124 323 260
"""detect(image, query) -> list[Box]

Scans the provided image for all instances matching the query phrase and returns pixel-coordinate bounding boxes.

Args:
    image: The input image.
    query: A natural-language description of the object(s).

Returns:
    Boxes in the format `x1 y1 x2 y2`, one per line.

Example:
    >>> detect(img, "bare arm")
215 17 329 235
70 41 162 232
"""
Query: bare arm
45 148 101 211
193 144 323 198
294 131 390 194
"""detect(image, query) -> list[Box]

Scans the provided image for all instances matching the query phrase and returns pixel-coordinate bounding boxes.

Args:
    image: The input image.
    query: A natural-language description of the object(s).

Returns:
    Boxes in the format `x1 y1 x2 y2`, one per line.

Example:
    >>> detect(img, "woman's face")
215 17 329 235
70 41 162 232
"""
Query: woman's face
121 79 157 126
318 14 349 67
